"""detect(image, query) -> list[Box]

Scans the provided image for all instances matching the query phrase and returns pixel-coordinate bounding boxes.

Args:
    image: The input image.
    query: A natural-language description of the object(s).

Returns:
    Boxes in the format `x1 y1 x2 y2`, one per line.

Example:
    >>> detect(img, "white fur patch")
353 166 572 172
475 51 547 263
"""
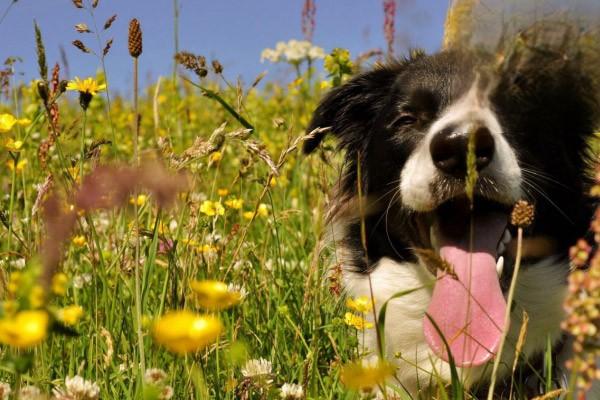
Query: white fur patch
400 81 522 211
343 255 568 397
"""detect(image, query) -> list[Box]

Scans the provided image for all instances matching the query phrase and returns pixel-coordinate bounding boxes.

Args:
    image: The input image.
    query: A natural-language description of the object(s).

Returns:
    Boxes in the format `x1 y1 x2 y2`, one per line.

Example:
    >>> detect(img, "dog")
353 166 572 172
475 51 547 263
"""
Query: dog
304 46 599 397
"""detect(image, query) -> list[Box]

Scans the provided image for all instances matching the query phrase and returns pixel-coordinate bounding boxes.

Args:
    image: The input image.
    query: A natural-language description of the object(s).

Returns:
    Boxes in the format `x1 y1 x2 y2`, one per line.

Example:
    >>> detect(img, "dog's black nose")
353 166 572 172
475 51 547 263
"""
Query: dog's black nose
429 126 495 177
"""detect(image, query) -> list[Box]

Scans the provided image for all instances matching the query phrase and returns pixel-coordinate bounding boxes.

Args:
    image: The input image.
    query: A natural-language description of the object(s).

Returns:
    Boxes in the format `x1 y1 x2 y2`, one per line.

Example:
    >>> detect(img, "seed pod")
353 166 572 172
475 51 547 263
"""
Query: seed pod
37 81 49 104
72 0 83 8
59 80 69 94
128 18 142 58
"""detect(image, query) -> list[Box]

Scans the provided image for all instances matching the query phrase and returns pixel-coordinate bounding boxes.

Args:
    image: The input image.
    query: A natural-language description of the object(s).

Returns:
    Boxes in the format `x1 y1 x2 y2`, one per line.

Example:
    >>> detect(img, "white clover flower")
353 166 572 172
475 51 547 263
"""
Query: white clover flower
227 283 248 299
144 368 167 386
0 382 10 400
73 273 92 289
280 383 303 399
18 386 42 400
241 358 273 381
53 375 100 400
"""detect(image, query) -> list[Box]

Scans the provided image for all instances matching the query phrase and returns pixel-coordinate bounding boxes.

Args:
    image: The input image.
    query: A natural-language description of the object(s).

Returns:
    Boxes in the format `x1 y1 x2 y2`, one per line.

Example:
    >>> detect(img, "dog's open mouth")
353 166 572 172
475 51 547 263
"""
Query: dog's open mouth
417 196 511 367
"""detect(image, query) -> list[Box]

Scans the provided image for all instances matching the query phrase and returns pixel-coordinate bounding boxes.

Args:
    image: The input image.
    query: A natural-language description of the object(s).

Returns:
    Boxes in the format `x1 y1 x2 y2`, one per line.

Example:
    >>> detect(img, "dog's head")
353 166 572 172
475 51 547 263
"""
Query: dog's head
305 49 598 366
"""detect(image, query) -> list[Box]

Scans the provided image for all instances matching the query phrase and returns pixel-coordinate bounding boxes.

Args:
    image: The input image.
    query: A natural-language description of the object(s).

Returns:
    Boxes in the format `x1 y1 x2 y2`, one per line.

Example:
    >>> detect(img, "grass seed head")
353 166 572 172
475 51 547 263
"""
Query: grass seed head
72 39 91 54
34 21 47 81
128 18 143 58
103 14 117 30
511 200 535 228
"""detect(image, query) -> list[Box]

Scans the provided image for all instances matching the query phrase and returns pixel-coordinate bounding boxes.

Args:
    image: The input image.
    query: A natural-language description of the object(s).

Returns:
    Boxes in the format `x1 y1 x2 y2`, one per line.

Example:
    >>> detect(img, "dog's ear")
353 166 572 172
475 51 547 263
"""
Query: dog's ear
303 65 400 154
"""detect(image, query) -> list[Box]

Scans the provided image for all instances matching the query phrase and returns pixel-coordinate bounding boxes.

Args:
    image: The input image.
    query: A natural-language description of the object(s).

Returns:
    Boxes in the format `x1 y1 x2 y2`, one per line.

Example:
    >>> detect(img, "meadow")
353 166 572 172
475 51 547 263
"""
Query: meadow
0 1 598 399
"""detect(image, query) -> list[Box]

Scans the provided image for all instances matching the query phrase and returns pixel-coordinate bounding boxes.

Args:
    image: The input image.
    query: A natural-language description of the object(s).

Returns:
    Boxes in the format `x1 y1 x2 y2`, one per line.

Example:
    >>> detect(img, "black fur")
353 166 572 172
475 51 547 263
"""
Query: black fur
306 49 598 274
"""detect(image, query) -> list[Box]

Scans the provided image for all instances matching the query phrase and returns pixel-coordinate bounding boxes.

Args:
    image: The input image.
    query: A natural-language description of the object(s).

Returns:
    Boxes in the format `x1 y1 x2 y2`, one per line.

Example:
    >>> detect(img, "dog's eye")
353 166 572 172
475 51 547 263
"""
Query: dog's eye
391 113 417 128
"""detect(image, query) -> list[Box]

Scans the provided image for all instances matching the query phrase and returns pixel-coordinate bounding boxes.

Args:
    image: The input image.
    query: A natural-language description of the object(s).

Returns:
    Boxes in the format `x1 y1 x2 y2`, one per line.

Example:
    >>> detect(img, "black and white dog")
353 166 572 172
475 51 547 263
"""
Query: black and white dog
304 47 599 397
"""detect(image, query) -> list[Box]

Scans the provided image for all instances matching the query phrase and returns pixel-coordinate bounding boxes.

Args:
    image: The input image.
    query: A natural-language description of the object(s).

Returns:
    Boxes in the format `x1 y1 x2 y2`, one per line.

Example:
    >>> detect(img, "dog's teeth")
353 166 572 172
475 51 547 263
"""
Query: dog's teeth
497 242 505 255
502 230 512 244
496 256 504 277
430 226 438 251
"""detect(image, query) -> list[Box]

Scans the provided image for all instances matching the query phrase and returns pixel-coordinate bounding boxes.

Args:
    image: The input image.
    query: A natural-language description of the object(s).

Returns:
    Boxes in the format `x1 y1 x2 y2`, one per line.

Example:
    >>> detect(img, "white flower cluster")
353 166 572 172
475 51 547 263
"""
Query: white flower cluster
280 382 303 399
261 40 325 64
52 375 100 400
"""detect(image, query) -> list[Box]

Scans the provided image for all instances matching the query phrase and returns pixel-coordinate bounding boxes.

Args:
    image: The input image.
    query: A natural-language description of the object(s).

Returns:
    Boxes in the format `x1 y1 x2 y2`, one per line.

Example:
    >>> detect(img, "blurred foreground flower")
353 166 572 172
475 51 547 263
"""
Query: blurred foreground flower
190 280 242 310
0 310 49 348
152 310 222 354
6 159 27 173
53 375 100 400
0 113 16 132
4 138 23 152
57 305 84 326
341 359 395 392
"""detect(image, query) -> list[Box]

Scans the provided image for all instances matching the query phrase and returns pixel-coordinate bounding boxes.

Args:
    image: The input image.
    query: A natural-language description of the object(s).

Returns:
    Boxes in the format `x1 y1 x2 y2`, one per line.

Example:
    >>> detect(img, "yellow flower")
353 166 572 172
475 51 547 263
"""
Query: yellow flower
198 244 217 254
257 203 269 217
217 188 229 197
340 360 395 392
209 151 222 162
200 200 225 217
0 310 49 348
57 305 84 326
152 310 223 354
72 235 86 247
243 211 255 220
6 158 27 172
190 280 241 310
130 194 148 206
320 80 332 90
182 238 199 247
7 272 21 295
344 312 373 330
0 113 17 133
29 285 46 309
224 197 244 210
346 296 373 313
4 138 23 152
52 273 69 296
16 118 31 127
66 76 106 95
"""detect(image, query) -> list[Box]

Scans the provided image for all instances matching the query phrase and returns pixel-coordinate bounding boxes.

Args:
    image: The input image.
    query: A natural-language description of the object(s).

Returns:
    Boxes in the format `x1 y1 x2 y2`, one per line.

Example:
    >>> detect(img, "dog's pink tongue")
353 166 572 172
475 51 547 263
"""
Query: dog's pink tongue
423 214 507 367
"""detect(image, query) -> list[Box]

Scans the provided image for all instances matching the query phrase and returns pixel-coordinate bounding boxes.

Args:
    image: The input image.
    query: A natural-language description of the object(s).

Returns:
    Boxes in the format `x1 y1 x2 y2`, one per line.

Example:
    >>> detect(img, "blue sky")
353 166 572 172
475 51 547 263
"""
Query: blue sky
0 0 448 92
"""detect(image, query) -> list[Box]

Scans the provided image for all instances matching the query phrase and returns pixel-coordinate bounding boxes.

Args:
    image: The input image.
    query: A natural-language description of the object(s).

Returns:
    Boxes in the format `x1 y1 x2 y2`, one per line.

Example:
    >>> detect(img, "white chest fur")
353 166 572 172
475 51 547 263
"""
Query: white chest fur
342 256 568 396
